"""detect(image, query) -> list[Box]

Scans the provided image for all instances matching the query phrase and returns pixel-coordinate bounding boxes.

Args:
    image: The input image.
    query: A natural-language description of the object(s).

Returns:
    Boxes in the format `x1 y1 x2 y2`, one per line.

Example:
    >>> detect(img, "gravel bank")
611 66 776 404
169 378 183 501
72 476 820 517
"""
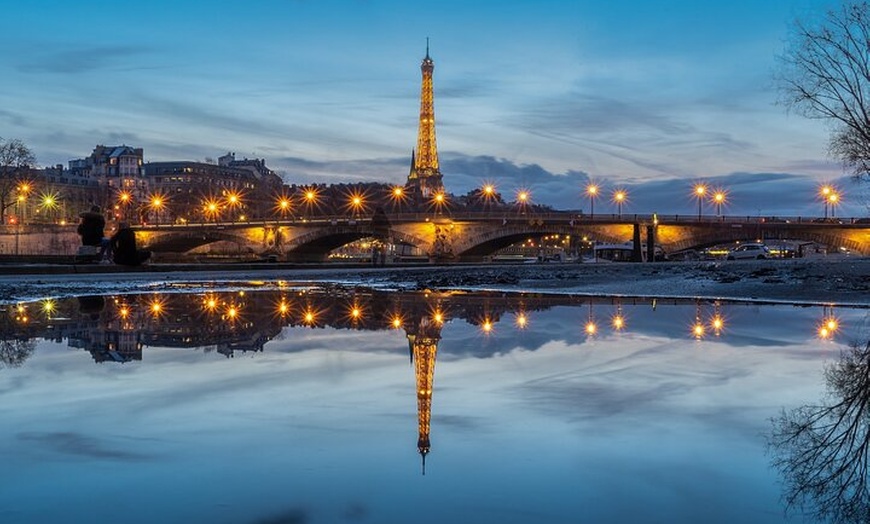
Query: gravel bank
1 257 868 306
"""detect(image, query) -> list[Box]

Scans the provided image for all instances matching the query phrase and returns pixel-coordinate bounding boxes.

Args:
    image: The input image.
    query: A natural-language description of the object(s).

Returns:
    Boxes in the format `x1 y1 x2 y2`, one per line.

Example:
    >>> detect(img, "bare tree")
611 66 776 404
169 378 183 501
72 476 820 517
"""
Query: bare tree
0 339 36 368
0 137 37 223
778 2 870 181
769 340 870 523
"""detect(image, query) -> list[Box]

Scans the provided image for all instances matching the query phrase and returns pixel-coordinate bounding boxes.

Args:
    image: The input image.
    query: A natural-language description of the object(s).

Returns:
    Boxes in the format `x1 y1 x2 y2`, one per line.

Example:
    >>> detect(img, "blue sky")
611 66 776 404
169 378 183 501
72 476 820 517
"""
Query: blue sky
1 0 867 215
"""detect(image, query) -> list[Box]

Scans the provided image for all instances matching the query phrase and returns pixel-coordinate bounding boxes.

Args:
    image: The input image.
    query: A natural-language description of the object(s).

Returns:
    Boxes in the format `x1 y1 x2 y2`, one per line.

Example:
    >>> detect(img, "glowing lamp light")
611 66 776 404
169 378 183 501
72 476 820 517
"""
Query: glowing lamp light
433 311 444 324
612 315 625 331
391 316 403 329
585 321 597 335
693 322 705 339
482 319 493 334
515 313 528 329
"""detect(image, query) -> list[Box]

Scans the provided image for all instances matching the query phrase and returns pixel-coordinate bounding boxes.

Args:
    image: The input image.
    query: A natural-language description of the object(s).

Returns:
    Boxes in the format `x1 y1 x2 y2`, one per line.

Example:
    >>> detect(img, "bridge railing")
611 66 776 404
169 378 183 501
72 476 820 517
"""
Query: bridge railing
132 212 869 230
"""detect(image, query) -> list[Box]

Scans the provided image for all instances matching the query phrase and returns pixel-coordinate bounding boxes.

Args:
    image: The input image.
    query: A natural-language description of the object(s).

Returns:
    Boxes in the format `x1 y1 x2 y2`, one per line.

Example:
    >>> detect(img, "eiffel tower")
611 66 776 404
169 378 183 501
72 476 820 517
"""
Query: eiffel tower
407 39 444 199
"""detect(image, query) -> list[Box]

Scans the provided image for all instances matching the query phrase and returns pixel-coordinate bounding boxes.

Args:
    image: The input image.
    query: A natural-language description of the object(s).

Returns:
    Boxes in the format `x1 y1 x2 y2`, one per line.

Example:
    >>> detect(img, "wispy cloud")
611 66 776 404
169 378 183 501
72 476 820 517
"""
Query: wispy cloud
18 45 154 75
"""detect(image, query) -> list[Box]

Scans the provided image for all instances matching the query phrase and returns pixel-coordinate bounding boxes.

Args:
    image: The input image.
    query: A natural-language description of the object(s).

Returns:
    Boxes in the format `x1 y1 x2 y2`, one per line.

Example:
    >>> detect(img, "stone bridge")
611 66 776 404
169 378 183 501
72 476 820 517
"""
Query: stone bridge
131 212 870 262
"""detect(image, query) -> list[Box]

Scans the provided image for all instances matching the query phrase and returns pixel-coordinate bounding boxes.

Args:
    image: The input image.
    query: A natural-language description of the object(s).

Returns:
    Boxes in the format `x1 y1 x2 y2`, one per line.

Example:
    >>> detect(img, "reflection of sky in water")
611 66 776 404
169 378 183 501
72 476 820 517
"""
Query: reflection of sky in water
0 291 868 524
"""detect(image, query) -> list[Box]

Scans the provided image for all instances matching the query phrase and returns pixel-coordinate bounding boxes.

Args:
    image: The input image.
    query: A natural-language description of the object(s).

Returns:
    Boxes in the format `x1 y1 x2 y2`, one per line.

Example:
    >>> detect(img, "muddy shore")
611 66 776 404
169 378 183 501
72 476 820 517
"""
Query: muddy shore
0 257 868 306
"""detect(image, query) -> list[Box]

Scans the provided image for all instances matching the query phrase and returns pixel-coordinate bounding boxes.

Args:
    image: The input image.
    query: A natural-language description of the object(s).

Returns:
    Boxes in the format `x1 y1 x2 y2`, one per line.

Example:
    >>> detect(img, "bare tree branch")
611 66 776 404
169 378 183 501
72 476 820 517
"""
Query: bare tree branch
769 340 870 523
778 1 870 182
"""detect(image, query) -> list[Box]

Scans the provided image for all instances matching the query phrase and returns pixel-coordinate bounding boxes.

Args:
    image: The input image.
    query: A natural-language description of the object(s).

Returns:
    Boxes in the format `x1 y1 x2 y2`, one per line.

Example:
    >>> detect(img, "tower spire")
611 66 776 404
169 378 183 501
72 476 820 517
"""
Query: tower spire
407 40 444 198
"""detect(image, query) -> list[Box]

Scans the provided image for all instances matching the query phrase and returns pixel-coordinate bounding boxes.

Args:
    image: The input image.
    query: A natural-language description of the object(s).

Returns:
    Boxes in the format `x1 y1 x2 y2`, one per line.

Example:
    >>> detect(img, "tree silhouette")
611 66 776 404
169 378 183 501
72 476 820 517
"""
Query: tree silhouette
0 338 36 368
769 340 870 523
777 1 870 181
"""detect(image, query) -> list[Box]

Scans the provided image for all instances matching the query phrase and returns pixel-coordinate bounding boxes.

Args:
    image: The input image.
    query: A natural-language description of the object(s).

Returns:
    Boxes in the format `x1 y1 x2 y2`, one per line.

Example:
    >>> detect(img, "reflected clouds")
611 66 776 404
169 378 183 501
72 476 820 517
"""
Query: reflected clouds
17 431 155 462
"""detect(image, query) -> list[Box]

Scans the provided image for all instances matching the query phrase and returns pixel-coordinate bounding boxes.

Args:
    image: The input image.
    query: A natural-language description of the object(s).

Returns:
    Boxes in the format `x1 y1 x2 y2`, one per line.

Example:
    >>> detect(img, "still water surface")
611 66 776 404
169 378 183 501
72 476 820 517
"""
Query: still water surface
0 284 868 524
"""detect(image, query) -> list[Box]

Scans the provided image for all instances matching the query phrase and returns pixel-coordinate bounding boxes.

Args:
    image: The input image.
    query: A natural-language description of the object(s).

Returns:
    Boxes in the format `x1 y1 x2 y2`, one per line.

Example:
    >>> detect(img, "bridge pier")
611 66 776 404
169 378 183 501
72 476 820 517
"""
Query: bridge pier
632 224 643 262
646 224 656 262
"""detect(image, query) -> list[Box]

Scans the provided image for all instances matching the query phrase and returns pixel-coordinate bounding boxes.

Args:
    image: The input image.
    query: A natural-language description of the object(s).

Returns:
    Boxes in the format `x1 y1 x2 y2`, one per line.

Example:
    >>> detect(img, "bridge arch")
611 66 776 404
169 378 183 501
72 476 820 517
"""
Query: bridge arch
658 223 870 255
283 225 431 262
139 229 253 253
452 223 628 260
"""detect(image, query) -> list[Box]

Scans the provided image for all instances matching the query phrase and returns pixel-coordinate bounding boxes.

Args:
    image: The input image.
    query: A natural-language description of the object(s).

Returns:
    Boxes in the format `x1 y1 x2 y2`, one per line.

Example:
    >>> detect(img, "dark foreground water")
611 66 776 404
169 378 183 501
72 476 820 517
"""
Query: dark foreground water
0 284 868 524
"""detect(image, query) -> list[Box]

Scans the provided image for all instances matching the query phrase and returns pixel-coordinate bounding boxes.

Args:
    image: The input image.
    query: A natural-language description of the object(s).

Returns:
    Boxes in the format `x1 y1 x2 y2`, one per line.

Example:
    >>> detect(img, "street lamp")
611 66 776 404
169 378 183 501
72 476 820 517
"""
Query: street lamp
431 192 447 216
390 186 406 211
118 191 132 221
612 189 627 217
39 191 60 223
203 198 221 222
516 189 530 213
149 194 165 225
480 183 497 212
693 183 707 220
224 190 243 221
819 184 834 218
586 183 599 218
712 190 727 217
276 196 292 219
348 193 365 219
302 188 319 218
828 191 840 217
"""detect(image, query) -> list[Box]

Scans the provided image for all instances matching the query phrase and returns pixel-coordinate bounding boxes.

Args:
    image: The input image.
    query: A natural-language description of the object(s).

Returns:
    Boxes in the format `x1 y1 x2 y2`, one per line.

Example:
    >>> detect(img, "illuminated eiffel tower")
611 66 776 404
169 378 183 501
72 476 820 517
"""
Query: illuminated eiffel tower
407 313 442 475
407 39 444 199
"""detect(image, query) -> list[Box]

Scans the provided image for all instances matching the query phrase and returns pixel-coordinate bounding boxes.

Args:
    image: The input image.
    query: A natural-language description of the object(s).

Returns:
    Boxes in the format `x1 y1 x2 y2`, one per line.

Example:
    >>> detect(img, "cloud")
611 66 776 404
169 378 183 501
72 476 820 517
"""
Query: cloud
18 45 154 75
17 431 154 461
265 151 866 215
0 109 27 127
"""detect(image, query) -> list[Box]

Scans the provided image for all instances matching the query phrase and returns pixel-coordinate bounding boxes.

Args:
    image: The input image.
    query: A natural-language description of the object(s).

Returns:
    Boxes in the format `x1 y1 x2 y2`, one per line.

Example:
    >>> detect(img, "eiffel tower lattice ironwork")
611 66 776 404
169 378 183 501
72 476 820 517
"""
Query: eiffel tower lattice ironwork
407 313 442 475
407 39 444 198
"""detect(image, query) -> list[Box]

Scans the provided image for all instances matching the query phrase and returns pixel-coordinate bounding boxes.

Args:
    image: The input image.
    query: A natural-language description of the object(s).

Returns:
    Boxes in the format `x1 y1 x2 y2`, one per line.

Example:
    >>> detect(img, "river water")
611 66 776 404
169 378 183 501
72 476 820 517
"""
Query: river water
1 283 868 523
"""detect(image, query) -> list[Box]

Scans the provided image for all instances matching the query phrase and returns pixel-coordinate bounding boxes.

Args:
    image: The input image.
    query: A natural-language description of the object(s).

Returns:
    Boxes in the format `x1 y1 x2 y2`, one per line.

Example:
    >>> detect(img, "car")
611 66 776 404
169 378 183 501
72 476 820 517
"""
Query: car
726 243 770 260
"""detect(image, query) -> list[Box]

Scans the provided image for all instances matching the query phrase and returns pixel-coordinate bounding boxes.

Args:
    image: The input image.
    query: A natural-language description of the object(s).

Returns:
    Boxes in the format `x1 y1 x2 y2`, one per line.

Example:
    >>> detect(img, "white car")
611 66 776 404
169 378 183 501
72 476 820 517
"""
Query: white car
726 243 770 260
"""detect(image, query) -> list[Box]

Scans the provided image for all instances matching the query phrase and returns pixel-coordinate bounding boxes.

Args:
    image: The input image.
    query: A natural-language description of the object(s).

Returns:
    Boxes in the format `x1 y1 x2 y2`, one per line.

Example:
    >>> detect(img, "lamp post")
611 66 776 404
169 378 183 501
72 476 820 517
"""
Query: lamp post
828 192 840 218
303 188 318 219
349 194 364 219
712 190 726 217
819 184 833 218
225 191 242 222
277 196 291 220
149 196 164 226
118 191 132 221
432 192 446 217
516 189 530 214
694 184 707 220
586 184 599 218
390 186 405 211
612 189 627 218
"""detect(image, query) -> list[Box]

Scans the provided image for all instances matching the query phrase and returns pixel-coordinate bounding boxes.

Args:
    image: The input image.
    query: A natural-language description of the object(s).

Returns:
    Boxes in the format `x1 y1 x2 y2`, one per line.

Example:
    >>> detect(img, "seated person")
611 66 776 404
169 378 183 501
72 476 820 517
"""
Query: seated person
78 204 111 255
110 222 152 266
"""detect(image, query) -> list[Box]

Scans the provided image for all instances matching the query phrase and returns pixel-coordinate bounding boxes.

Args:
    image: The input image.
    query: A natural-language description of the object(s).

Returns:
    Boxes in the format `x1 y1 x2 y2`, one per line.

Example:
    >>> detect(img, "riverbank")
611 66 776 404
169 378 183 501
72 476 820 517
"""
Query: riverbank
1 257 868 306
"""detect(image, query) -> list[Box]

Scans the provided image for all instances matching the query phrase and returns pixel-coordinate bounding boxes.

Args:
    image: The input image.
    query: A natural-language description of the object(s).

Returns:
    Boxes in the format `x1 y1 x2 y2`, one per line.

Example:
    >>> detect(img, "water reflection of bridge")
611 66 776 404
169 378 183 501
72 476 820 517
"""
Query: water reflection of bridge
135 212 870 261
